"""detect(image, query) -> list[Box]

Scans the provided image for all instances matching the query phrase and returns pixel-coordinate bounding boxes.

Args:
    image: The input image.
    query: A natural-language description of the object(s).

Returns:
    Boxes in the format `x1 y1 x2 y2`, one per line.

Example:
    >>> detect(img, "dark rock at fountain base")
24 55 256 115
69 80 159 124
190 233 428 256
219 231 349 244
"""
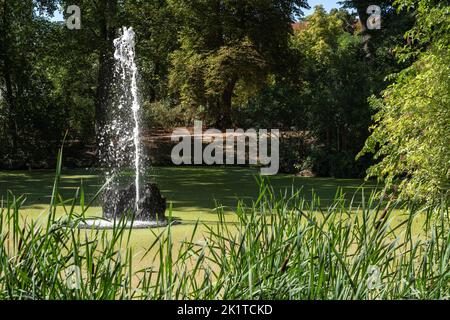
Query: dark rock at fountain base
102 183 166 222
136 183 167 221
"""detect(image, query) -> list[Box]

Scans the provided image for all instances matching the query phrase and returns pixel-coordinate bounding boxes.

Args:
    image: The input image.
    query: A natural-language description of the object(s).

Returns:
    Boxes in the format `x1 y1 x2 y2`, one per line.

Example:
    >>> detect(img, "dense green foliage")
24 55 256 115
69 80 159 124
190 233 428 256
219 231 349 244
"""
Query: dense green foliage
0 0 448 302
0 0 448 200
168 0 308 127
359 0 450 201
290 7 374 177
0 0 179 164
0 1 63 162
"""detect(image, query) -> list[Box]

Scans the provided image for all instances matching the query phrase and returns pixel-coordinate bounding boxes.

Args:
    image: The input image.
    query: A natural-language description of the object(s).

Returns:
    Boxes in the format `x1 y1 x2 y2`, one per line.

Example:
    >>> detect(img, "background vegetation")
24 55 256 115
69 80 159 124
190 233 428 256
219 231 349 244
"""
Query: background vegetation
0 0 448 201
0 0 449 300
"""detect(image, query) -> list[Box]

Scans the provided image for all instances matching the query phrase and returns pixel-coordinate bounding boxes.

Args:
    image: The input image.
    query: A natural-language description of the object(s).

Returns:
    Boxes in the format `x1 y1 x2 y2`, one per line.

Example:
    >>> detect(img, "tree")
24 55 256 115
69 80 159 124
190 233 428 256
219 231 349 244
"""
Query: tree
0 0 61 160
168 0 308 128
358 0 450 201
341 0 414 57
122 0 179 103
0 0 183 166
59 0 120 136
59 0 180 134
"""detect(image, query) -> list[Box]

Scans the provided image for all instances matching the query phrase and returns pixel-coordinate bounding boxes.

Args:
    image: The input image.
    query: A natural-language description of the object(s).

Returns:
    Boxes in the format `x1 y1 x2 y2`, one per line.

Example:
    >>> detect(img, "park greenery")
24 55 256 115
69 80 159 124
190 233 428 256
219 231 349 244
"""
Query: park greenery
0 0 449 300
1 0 447 201
358 0 449 202
0 0 447 196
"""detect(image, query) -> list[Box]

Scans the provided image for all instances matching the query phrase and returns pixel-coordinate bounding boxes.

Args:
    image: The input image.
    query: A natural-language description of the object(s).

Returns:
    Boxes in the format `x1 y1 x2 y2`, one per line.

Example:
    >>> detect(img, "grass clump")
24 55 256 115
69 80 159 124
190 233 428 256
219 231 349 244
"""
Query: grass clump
0 150 449 299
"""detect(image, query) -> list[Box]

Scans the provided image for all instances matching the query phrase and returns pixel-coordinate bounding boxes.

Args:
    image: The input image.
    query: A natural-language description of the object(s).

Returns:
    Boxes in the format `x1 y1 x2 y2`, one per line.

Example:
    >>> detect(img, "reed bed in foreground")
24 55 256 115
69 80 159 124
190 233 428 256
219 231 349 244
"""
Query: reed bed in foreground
0 150 449 299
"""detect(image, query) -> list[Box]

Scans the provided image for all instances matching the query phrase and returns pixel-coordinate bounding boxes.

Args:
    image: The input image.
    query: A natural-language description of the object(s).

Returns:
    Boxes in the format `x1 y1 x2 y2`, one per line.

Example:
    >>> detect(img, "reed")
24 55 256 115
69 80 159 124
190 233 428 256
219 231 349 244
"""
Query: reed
0 148 448 299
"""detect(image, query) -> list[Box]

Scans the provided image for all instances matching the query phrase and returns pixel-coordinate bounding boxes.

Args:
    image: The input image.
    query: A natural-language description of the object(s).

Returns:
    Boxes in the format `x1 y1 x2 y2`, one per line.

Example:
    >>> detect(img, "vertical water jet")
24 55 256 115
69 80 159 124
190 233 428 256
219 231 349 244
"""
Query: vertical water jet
94 27 167 228
113 27 141 210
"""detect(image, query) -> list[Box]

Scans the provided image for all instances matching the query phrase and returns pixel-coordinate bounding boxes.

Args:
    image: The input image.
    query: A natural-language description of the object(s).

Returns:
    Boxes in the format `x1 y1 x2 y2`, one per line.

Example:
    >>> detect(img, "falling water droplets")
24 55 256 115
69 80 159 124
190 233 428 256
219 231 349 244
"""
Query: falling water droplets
100 27 142 214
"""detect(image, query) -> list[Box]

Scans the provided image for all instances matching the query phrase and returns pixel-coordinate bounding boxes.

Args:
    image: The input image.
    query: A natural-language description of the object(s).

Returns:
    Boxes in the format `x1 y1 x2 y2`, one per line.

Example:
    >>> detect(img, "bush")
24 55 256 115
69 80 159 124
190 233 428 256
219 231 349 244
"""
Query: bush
142 99 188 130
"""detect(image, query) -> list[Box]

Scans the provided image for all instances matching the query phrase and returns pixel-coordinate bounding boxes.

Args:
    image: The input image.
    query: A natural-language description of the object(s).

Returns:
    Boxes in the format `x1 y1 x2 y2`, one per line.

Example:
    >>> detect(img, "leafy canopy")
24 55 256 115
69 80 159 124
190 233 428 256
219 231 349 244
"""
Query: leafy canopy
359 0 450 201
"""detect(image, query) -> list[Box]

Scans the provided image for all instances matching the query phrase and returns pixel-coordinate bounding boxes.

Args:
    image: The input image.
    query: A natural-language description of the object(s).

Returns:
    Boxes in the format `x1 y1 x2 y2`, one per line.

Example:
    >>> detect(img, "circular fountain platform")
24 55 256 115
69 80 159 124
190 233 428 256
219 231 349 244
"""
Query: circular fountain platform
77 218 170 230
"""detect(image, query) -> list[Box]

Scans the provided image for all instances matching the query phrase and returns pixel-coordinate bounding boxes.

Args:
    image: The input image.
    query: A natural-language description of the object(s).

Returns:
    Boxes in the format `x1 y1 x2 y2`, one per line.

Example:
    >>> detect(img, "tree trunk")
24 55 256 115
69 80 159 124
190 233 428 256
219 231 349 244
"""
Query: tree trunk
352 0 370 34
218 78 237 129
94 0 118 138
95 50 114 136
351 0 373 56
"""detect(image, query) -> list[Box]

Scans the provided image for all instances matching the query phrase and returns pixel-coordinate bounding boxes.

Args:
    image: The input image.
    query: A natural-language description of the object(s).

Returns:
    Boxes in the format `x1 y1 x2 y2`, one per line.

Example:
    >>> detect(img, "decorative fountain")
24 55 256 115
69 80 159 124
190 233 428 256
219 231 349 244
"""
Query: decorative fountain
81 27 167 229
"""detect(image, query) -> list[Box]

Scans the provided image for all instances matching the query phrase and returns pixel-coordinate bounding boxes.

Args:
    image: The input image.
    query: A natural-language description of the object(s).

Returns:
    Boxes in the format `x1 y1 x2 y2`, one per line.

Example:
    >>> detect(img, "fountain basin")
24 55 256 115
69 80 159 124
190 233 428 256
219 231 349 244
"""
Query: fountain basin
75 182 174 230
